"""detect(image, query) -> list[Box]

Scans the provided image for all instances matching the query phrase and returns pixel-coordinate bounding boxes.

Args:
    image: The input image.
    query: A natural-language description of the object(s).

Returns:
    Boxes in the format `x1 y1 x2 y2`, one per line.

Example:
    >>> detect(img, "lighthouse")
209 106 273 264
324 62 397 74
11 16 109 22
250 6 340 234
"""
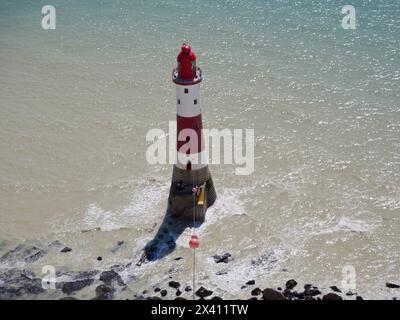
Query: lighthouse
167 44 216 222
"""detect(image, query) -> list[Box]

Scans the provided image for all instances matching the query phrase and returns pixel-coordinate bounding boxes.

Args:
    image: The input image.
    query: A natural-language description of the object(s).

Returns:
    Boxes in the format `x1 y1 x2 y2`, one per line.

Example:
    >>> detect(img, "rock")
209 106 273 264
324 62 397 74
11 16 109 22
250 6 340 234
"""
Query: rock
251 287 262 296
306 289 321 297
277 287 282 291
176 289 182 296
0 245 46 264
330 286 342 293
175 297 186 300
211 296 223 300
111 241 125 253
322 293 343 300
304 284 312 291
251 250 278 270
212 253 233 264
74 270 99 281
95 284 114 300
62 279 94 295
48 240 62 248
346 291 355 296
294 292 305 300
148 296 162 300
246 280 255 285
262 288 285 300
142 290 148 294
26 278 45 295
356 296 363 300
160 289 167 297
154 287 161 292
248 297 258 300
97 256 103 261
99 270 124 286
386 282 400 289
184 286 192 292
0 269 45 299
216 270 228 275
174 257 183 261
25 249 47 263
241 285 247 289
195 286 213 298
61 247 72 253
285 279 297 290
169 281 180 289
283 288 291 296
59 297 79 300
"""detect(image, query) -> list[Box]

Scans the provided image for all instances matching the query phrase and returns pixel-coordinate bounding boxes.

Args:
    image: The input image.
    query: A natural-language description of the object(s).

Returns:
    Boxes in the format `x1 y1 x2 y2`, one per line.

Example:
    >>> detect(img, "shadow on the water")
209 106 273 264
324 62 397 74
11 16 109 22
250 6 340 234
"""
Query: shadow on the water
141 211 202 262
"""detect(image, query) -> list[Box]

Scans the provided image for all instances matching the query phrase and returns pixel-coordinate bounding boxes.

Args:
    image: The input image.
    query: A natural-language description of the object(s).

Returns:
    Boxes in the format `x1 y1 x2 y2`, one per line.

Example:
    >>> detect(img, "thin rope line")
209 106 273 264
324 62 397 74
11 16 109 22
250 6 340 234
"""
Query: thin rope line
192 171 196 300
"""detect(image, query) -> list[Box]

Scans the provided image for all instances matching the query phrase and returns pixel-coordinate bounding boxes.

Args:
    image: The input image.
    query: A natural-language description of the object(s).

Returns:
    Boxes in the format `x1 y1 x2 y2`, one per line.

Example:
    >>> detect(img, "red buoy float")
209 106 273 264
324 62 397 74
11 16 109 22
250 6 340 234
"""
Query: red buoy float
189 234 199 249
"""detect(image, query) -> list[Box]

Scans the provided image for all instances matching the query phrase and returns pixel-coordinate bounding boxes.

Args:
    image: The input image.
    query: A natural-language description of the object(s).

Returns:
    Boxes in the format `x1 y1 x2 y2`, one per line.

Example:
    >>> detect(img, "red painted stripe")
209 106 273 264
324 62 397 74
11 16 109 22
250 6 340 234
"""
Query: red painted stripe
176 114 205 153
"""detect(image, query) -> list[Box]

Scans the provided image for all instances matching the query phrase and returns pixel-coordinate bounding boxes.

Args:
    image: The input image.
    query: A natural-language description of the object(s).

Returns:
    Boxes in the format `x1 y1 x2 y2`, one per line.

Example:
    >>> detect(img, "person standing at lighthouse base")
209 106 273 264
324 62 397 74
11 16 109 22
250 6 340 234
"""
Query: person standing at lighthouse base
167 44 216 222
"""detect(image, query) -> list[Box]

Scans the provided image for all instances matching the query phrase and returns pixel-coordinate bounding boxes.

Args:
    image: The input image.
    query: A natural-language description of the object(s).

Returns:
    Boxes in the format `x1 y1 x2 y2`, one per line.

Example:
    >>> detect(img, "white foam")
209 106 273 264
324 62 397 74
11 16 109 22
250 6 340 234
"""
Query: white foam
82 181 169 232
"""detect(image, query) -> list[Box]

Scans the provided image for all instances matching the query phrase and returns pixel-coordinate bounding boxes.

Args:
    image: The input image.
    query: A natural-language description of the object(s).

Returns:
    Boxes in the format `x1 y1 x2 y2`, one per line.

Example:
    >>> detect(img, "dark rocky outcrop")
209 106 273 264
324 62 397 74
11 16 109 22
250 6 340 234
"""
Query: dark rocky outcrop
169 281 180 289
330 286 342 293
305 288 321 297
251 287 262 296
62 279 94 295
322 293 343 300
184 285 192 292
95 284 114 300
262 288 285 300
0 268 45 299
285 279 297 290
246 280 255 285
195 286 213 298
0 245 46 264
99 270 124 286
212 253 233 264
386 282 400 289
61 247 72 253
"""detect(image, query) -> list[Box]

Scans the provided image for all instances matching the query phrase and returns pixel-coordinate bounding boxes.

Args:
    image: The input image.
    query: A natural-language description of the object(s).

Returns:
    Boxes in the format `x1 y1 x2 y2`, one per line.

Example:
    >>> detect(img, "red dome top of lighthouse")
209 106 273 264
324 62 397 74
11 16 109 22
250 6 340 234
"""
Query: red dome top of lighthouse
173 44 202 85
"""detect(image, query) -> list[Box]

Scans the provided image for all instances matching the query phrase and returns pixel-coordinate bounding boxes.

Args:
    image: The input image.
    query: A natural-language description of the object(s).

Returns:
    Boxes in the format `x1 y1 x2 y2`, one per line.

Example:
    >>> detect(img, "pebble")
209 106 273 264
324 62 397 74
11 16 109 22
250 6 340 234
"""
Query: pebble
169 281 180 289
285 279 298 290
195 286 213 298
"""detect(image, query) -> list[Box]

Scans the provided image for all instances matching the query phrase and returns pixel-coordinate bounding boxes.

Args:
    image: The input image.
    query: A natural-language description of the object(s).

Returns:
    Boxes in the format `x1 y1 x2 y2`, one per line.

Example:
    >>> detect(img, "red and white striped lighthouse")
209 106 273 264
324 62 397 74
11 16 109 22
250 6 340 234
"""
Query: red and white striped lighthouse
168 44 216 222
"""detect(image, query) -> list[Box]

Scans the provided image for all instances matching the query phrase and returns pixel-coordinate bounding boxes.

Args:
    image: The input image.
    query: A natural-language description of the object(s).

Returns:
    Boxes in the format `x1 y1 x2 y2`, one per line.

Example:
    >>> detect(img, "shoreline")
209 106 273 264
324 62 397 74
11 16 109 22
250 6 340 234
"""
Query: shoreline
0 241 398 300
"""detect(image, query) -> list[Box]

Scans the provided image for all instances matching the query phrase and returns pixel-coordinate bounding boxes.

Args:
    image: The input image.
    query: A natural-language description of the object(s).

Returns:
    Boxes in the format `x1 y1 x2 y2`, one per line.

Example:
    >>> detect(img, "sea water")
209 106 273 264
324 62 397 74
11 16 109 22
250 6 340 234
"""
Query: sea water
0 0 399 299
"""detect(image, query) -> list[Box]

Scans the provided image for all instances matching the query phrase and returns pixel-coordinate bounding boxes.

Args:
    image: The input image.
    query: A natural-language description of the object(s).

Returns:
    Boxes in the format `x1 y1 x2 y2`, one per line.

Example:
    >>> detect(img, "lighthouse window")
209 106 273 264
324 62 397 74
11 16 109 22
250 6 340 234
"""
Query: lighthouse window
194 99 197 105
184 88 189 94
177 99 180 104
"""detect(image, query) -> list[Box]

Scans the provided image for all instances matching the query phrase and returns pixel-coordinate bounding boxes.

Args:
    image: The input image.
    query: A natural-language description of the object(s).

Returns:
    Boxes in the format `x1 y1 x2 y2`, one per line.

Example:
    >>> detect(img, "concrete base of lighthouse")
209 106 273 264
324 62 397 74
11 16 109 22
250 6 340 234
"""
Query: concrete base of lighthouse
167 165 216 222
